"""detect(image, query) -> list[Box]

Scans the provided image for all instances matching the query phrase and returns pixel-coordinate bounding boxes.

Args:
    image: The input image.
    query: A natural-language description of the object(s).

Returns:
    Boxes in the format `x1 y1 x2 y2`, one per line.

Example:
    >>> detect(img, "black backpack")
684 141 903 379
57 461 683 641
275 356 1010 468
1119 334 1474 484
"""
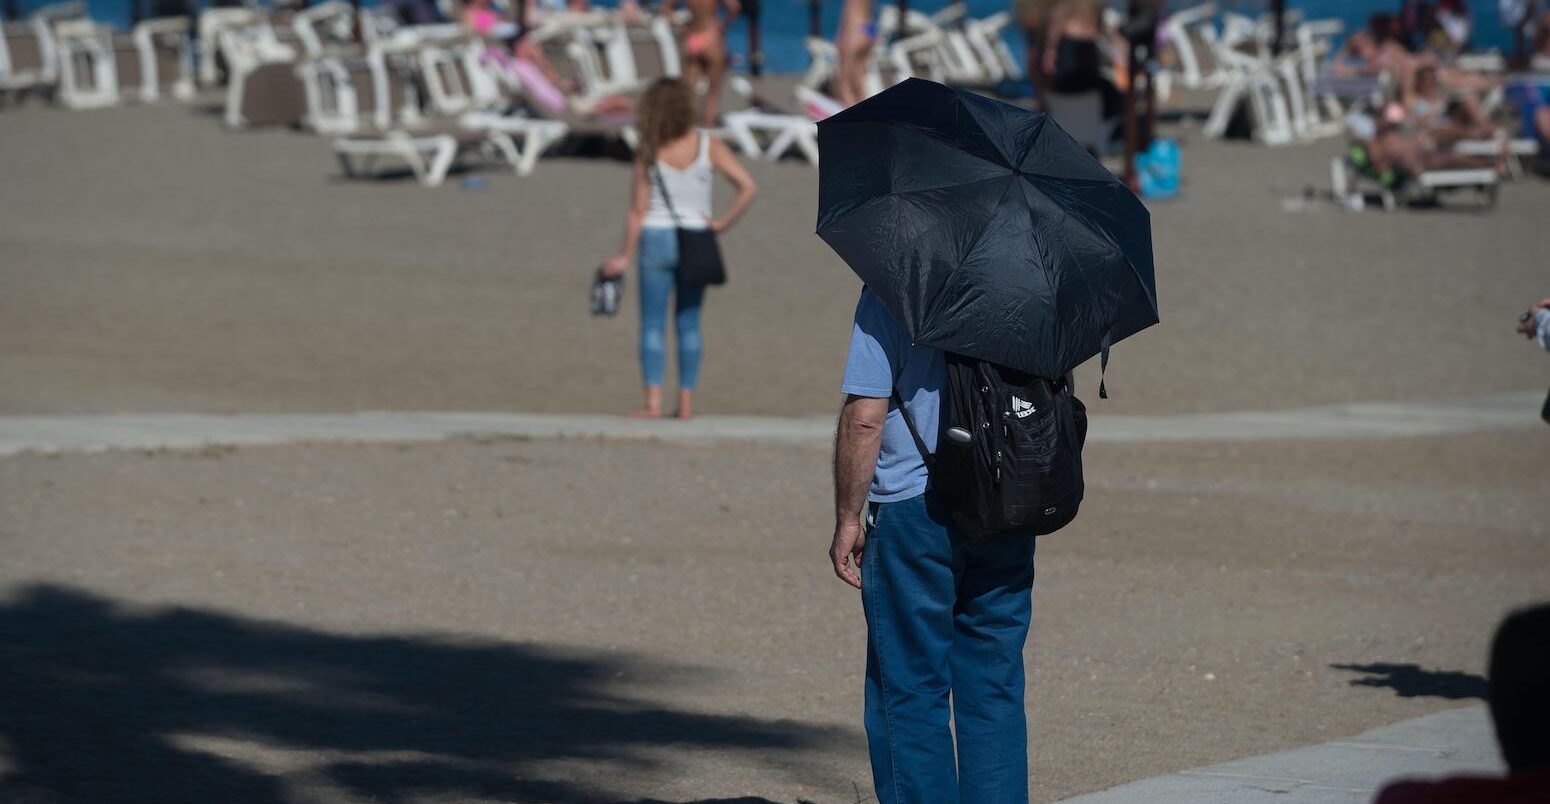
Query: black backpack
894 354 1088 540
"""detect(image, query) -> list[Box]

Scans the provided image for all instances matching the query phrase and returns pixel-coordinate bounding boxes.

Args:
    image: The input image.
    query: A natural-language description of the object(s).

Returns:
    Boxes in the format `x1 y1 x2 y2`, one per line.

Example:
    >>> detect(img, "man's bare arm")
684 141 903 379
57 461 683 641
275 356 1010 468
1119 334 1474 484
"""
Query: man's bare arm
831 394 888 589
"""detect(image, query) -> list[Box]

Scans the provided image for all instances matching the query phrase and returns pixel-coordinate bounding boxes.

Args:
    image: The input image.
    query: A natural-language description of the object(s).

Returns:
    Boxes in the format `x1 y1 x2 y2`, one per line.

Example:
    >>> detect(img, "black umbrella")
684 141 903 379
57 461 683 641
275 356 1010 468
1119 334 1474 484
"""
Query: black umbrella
816 78 1158 385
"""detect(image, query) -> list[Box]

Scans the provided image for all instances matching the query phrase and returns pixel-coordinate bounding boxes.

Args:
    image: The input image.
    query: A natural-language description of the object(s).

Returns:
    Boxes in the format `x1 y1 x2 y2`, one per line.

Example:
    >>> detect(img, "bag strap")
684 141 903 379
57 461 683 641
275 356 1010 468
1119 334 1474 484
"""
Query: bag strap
647 163 685 229
890 389 935 470
1098 329 1112 400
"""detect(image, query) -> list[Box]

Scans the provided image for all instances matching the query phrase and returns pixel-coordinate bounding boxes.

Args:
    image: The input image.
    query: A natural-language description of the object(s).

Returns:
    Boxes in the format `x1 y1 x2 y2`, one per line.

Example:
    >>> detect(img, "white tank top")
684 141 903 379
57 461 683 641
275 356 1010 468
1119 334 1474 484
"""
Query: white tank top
644 132 713 231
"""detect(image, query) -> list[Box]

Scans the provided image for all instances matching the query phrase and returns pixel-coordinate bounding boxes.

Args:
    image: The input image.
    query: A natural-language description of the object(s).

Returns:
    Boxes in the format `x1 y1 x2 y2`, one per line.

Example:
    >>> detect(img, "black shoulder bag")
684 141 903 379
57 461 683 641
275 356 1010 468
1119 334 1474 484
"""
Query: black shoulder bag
649 162 727 287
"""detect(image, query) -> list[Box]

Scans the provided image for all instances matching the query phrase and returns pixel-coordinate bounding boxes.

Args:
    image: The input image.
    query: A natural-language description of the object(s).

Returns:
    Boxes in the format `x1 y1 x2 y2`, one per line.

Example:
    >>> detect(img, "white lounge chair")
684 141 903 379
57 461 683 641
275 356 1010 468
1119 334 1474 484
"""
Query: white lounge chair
1 4 70 95
53 17 118 108
1331 155 1498 212
316 40 549 186
220 20 303 128
721 76 822 165
417 40 569 175
1166 3 1225 90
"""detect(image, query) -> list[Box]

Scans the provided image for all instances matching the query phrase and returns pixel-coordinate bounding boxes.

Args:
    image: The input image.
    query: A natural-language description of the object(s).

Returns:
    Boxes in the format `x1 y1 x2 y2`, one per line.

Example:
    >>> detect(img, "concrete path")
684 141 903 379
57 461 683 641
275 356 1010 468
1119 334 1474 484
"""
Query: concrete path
0 391 1542 457
1060 705 1501 803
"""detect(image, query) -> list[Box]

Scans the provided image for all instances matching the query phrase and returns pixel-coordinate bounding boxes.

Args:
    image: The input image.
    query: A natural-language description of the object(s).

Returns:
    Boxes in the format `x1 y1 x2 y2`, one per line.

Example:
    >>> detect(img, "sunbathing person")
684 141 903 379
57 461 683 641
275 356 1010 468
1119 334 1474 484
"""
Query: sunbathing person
1404 65 1496 143
663 0 739 126
463 1 633 120
835 0 875 107
1361 103 1497 182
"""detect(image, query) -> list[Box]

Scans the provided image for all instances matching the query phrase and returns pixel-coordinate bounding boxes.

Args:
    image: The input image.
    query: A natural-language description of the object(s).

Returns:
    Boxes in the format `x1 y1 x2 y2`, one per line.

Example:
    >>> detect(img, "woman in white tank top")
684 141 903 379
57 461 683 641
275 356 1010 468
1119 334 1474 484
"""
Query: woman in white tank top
602 79 758 420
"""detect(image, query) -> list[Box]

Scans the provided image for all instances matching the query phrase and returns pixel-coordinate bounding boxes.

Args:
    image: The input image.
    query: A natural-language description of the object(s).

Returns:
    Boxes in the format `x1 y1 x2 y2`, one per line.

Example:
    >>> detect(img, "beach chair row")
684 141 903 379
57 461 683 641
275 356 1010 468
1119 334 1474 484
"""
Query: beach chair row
1 2 193 108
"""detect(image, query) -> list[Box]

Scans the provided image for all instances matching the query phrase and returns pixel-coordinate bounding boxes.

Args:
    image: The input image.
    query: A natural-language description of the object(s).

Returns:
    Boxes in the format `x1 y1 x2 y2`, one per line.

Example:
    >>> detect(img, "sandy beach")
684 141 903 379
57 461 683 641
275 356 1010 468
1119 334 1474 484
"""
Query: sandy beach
2 101 1547 417
2 93 1549 804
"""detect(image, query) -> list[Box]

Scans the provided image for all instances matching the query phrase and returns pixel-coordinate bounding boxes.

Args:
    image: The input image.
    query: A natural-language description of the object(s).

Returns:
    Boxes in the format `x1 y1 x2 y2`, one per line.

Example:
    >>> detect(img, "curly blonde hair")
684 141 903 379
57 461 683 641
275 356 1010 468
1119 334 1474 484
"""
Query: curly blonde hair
636 78 695 164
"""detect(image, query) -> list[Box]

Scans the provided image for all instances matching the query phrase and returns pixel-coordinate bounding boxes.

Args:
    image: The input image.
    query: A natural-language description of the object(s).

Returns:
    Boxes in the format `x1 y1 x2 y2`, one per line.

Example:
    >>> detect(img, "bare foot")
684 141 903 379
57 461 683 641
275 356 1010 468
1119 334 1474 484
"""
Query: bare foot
630 387 664 419
674 390 694 421
671 409 693 421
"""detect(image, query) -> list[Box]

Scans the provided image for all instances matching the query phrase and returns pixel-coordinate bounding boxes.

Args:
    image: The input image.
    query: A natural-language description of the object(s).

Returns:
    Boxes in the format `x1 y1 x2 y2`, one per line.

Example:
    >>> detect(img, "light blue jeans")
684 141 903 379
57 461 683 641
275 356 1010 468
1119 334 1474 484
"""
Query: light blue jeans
863 492 1038 804
638 227 705 390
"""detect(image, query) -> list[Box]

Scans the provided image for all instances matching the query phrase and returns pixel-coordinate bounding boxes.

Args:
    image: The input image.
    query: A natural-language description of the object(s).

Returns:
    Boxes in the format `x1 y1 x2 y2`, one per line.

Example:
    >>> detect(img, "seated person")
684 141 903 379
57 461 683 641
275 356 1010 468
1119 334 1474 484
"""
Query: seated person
463 1 632 120
1374 604 1550 803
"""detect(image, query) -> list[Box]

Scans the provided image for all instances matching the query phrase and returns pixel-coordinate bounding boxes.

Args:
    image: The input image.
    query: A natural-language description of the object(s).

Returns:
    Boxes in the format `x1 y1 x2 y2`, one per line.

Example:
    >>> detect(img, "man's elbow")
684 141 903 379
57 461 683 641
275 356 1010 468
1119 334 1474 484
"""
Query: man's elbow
840 397 888 436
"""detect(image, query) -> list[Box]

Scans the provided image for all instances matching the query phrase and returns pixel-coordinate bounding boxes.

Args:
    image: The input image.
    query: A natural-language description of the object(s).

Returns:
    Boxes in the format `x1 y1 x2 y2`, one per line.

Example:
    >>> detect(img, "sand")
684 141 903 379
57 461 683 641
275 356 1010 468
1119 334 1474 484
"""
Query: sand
1 431 1545 802
2 102 1547 417
1 96 1548 804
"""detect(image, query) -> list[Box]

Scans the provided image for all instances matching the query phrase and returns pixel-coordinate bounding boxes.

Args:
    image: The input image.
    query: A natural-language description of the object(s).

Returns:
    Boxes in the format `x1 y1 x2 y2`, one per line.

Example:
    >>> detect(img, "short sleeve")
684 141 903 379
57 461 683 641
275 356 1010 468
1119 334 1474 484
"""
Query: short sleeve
841 291 903 398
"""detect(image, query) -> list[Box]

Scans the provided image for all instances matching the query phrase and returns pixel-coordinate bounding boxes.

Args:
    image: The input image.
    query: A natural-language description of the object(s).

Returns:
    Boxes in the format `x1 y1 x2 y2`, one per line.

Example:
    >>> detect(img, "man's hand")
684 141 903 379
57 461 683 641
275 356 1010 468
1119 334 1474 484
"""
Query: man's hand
831 518 866 589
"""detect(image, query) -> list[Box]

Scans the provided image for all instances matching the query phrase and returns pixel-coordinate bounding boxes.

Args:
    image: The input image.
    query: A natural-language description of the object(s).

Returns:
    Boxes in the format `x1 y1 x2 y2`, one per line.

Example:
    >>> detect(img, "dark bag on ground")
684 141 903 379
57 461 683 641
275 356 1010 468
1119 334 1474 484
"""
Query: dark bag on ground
590 268 623 316
650 165 727 287
895 354 1088 540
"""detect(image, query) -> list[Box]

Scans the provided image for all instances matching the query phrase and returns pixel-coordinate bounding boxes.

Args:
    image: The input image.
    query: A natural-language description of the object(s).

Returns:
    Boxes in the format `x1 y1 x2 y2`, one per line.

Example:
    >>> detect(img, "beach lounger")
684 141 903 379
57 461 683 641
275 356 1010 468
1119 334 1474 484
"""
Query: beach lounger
220 20 305 128
416 41 569 175
721 76 820 164
1166 3 1225 90
53 18 118 108
196 7 259 87
124 17 194 102
0 6 68 95
57 16 188 107
1331 145 1499 212
310 45 536 186
292 1 358 61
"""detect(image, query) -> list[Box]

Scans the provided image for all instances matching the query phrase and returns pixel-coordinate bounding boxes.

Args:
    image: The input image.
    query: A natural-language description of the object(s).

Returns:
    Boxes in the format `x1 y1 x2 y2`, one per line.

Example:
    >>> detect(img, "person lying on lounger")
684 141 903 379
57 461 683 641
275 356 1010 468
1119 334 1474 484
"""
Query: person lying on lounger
1355 103 1499 186
1404 65 1499 143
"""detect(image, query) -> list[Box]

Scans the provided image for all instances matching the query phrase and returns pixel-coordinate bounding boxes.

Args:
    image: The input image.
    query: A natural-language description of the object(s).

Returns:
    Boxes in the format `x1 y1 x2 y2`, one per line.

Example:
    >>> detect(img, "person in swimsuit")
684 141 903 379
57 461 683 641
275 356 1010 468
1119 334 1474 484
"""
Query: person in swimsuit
663 0 739 127
1043 0 1122 119
1404 64 1494 143
835 0 874 107
601 79 757 420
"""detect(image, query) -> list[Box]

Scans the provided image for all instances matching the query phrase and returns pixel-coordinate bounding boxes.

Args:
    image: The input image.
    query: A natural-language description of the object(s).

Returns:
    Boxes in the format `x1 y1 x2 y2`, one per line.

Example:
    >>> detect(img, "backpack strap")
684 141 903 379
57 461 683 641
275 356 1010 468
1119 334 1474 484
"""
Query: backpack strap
890 389 935 470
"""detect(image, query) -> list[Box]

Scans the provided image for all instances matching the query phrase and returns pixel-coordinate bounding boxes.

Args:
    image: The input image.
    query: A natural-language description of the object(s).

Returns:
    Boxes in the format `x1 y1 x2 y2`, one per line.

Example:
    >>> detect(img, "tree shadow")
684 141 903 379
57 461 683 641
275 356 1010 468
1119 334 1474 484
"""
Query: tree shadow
1330 662 1489 700
0 584 850 804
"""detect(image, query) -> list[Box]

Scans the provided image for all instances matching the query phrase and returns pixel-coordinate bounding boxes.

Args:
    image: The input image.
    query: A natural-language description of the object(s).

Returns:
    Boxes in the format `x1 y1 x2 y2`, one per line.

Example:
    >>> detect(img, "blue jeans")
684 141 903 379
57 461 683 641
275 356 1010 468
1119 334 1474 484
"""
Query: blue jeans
637 228 704 390
862 493 1037 804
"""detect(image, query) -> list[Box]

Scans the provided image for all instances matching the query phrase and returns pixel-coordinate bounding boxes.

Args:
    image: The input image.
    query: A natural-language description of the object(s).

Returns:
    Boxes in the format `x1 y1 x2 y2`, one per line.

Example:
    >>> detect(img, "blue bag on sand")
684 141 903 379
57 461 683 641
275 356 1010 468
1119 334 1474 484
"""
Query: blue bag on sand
1139 138 1180 200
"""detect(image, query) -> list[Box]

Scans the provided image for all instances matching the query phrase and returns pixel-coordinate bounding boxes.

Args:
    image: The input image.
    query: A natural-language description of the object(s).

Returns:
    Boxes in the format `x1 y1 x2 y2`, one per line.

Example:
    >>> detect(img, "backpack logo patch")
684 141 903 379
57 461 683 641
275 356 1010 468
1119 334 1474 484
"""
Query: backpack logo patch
1011 396 1037 419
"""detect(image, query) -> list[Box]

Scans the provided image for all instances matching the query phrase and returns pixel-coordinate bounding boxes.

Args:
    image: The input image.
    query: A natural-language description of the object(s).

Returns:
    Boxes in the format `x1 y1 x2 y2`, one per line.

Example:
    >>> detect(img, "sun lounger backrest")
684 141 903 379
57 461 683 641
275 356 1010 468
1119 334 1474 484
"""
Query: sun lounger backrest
627 26 663 84
540 35 584 86
112 33 142 89
4 27 42 73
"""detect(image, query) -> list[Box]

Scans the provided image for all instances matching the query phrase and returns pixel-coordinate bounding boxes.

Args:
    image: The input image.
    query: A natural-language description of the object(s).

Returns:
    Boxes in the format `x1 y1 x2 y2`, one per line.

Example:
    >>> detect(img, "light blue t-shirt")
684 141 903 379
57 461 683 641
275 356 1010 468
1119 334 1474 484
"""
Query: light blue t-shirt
840 290 947 503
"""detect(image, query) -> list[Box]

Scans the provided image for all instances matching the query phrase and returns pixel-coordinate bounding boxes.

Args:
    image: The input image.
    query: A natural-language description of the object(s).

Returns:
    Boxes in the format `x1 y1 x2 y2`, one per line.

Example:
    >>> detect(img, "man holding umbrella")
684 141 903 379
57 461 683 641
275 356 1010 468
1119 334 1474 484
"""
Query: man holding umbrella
823 79 1158 804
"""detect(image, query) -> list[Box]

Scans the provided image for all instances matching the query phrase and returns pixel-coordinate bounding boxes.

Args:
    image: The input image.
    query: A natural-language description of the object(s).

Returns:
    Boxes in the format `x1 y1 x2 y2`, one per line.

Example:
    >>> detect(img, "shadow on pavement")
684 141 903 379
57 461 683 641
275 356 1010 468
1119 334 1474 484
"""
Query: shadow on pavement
0 584 848 804
1330 662 1489 700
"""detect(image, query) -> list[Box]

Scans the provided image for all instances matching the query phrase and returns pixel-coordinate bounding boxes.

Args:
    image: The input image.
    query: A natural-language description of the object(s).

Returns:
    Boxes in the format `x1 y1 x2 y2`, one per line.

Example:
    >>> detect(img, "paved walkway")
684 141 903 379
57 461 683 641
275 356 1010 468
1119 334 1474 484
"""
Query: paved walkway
0 391 1541 457
1059 705 1500 803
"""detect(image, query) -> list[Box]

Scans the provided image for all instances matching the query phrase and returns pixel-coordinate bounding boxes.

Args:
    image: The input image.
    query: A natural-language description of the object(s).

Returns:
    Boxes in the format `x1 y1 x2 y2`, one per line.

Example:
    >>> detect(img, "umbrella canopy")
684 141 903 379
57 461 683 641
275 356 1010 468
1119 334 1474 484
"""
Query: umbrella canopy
816 78 1158 380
